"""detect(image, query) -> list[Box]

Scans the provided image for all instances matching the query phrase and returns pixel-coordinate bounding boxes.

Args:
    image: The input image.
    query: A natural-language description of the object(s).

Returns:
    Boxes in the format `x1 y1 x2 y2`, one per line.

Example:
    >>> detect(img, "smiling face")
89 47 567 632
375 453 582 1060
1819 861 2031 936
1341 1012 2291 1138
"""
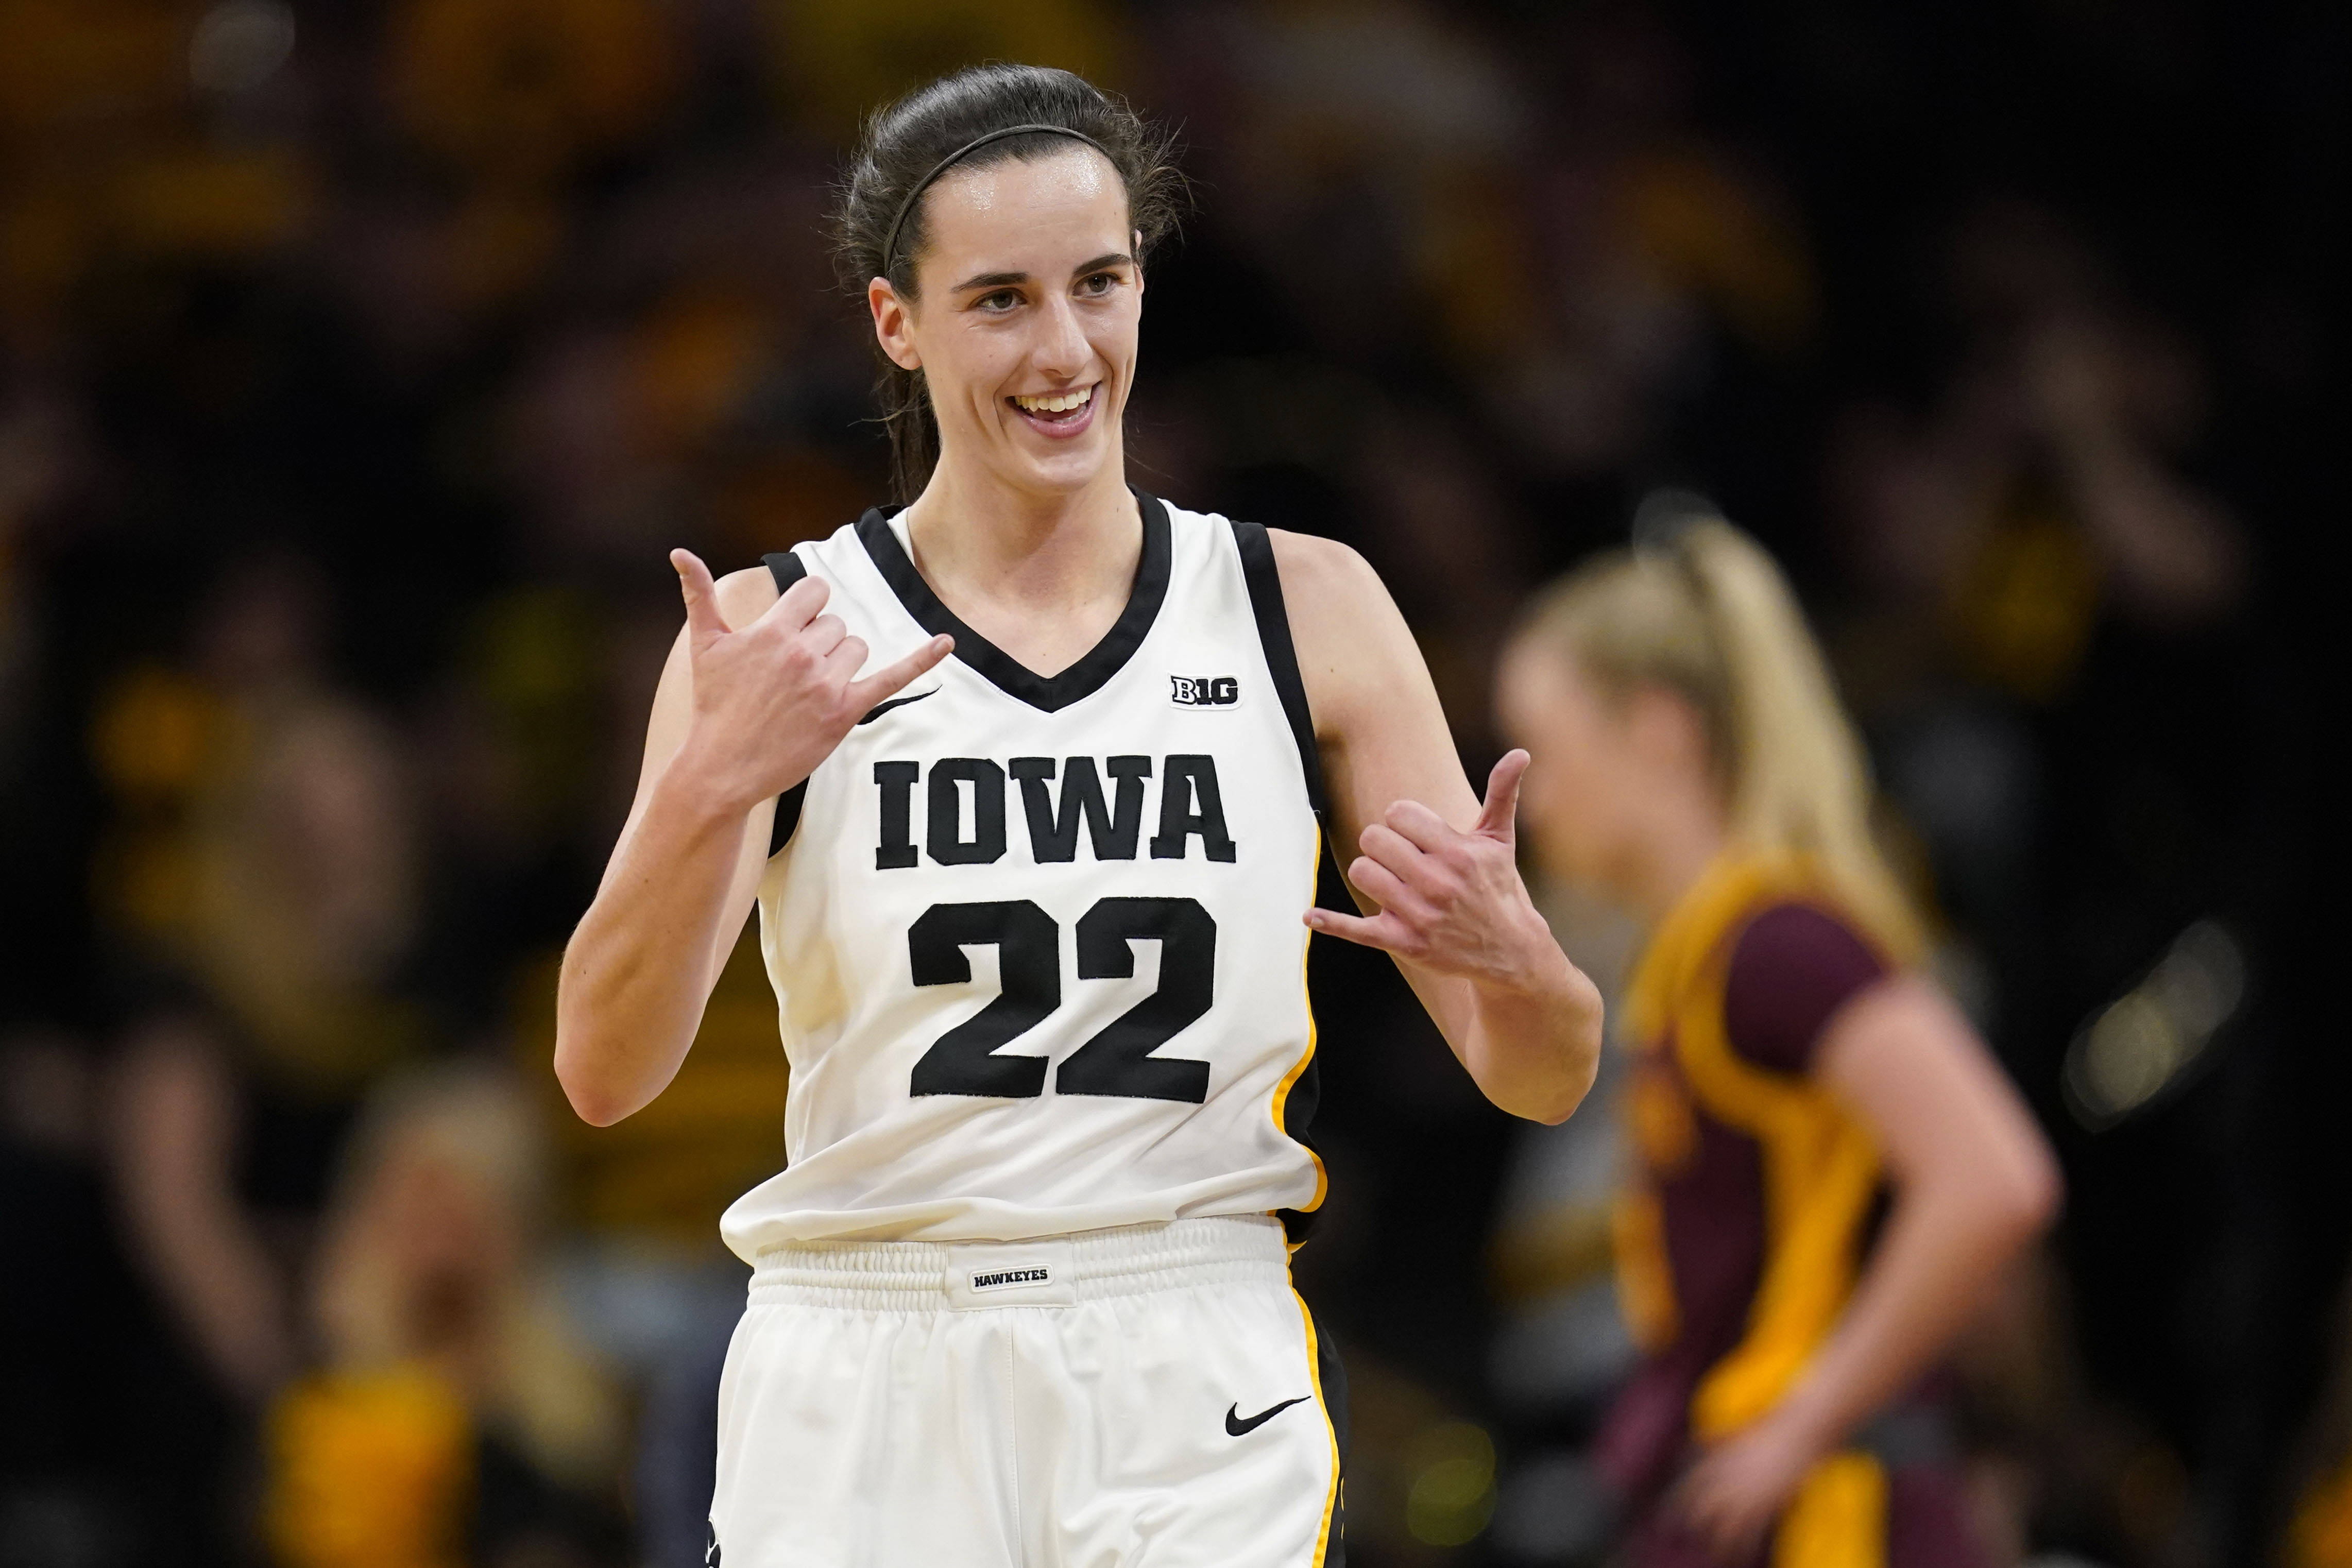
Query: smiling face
868 147 1141 502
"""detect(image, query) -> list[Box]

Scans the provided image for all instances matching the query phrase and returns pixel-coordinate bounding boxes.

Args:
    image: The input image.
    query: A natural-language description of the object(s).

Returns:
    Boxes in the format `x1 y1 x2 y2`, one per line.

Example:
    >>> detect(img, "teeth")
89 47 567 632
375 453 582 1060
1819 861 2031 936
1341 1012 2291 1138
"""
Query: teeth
1014 386 1094 414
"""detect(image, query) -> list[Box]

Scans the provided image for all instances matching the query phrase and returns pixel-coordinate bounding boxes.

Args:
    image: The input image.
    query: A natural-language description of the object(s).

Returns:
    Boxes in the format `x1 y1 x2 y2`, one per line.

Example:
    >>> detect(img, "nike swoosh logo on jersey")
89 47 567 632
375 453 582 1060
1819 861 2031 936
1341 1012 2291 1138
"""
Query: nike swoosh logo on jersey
1224 1396 1310 1436
857 688 939 725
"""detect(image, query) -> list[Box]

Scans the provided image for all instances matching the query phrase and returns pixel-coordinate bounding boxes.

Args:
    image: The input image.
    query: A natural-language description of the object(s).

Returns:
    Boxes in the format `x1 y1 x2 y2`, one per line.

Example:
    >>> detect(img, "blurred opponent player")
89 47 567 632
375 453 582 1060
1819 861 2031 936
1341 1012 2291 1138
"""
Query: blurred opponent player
1497 509 2059 1567
552 63 1603 1567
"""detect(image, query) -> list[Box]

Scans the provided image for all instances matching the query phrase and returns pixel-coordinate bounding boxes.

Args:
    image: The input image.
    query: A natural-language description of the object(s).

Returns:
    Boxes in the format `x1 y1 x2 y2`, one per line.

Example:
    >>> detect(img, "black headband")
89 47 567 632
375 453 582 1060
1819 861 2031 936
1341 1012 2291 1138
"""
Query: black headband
879 123 1116 278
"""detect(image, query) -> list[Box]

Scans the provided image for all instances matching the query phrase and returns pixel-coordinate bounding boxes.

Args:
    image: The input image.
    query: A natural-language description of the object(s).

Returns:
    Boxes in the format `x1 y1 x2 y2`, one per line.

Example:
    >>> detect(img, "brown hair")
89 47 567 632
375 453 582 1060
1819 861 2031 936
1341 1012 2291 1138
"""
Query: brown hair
831 64 1186 500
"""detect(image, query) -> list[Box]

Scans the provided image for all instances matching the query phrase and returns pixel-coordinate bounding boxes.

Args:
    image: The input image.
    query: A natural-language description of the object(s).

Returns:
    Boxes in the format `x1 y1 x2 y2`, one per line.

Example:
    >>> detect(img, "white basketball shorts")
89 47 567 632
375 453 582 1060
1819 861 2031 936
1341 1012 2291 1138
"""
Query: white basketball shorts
708 1214 1346 1567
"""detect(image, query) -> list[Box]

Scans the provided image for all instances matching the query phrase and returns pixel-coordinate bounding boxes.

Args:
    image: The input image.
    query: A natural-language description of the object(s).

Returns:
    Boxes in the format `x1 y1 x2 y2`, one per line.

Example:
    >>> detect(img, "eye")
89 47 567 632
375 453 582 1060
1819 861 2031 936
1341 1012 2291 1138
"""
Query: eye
1077 270 1120 297
975 289 1021 312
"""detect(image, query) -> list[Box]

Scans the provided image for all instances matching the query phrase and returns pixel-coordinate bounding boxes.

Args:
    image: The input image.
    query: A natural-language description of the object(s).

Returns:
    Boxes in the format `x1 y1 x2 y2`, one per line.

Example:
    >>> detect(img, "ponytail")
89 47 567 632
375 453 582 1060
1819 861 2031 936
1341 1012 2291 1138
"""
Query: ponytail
1517 507 1923 958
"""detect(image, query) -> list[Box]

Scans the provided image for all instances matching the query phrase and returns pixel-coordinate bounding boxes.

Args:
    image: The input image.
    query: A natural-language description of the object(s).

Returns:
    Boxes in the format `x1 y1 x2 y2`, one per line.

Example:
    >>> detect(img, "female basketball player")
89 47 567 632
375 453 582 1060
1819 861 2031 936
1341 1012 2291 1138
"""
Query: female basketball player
553 64 1603 1566
1495 516 2060 1567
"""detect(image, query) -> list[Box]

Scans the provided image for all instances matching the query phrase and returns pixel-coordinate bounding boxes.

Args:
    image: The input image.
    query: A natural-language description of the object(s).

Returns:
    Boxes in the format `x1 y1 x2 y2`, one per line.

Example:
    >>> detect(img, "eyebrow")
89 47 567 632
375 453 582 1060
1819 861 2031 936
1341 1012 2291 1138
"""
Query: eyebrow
949 253 1136 294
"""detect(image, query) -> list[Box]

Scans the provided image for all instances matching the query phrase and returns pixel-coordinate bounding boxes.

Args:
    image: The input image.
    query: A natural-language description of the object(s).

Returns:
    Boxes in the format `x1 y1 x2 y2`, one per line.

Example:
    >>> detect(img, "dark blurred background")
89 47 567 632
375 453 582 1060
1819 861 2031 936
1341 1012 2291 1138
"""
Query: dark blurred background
3 3 2346 1566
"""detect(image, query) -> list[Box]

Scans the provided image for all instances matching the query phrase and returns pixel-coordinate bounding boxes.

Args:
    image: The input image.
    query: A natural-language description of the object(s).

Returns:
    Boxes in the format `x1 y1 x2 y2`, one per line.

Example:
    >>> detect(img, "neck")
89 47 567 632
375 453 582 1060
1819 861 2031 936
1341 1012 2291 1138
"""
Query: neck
1620 787 1729 926
903 455 1137 613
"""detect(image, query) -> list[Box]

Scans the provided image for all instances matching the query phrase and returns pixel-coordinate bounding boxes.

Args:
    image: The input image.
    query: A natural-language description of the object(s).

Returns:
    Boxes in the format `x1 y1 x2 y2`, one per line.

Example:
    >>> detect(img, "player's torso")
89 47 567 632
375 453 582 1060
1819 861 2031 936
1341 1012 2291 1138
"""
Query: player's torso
1616 858 1884 1438
721 495 1327 1254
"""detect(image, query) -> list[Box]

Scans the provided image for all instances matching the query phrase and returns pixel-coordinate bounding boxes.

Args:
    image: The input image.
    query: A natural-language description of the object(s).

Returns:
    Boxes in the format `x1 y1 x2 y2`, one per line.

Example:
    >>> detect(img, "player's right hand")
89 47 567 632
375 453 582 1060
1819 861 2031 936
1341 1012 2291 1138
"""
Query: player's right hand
669 549 952 811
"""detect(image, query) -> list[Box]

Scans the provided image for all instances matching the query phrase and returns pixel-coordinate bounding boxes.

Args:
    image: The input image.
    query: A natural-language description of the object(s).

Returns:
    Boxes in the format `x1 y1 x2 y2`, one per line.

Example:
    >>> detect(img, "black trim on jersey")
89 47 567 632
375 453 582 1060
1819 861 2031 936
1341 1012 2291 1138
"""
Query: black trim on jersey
1229 520 1334 1248
1316 1321 1350 1566
763 551 810 857
1229 519 1329 822
855 490 1172 714
763 548 809 594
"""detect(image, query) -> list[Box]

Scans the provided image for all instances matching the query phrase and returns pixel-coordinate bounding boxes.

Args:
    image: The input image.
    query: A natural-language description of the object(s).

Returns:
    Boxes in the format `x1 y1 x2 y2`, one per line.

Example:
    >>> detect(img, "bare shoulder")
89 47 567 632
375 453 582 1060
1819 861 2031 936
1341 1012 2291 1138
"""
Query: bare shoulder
713 563 785 629
1264 529 1425 737
1266 528 1404 656
1266 528 1386 613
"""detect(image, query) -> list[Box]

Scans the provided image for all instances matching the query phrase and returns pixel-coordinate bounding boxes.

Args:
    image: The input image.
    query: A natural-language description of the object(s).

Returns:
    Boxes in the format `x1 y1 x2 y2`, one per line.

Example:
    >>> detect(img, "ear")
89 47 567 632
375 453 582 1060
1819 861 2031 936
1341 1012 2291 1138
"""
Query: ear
1133 229 1147 297
867 277 921 371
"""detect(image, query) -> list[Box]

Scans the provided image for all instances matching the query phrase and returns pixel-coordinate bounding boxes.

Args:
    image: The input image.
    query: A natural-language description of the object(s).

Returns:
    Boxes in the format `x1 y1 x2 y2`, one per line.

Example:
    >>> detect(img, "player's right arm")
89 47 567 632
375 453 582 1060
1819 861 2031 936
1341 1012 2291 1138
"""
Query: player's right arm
554 551 951 1126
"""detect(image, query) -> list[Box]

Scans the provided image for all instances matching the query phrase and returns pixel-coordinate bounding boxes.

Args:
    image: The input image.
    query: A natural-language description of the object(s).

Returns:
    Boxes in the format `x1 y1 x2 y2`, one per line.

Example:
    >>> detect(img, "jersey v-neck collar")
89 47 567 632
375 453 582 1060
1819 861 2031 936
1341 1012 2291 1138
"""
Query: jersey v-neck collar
855 489 1173 714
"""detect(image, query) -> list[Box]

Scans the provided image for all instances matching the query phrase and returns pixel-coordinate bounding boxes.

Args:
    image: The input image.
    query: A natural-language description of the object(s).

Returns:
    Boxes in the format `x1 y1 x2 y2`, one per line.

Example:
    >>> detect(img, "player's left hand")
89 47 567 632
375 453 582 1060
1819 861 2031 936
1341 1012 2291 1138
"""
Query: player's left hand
1305 750 1557 987
1666 1411 1820 1563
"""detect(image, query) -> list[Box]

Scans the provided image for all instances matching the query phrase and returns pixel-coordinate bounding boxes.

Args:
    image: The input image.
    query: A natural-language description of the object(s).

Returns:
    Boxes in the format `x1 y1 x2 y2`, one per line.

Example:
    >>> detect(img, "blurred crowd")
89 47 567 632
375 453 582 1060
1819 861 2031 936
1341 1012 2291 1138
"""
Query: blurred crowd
2 3 2344 1566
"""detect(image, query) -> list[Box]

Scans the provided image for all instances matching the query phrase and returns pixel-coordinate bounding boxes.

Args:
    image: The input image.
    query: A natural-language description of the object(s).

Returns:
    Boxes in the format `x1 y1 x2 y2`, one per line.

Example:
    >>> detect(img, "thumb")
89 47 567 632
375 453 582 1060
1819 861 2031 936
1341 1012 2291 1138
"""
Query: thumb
671 550 727 645
1476 748 1530 840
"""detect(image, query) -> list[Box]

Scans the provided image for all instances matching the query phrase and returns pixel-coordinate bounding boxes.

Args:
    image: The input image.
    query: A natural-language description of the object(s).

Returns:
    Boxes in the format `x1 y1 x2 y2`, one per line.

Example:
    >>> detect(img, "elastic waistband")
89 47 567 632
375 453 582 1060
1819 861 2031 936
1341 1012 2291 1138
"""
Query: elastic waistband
747 1215 1290 1311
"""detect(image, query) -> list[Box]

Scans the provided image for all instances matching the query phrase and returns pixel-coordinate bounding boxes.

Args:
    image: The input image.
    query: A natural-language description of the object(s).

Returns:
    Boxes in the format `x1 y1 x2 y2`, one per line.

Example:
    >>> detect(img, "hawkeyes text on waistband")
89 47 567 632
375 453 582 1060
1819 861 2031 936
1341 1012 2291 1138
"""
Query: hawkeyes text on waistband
747 1214 1289 1311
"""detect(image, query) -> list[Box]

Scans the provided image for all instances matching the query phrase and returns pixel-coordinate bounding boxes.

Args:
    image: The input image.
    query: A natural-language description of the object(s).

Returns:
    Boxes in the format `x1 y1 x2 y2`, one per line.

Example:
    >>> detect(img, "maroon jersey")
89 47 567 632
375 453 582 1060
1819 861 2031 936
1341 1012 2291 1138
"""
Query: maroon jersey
1597 856 1989 1568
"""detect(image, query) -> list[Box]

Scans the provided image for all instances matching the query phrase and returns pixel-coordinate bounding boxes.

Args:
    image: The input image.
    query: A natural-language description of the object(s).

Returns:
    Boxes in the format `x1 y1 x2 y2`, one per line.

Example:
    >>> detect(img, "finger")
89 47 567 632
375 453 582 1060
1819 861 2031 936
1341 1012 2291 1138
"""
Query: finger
757 572 831 632
1341 855 1425 920
671 550 727 644
803 613 848 658
1303 905 1409 951
1476 749 1530 840
821 634 868 681
844 634 954 712
1357 822 1438 892
1382 797 1459 855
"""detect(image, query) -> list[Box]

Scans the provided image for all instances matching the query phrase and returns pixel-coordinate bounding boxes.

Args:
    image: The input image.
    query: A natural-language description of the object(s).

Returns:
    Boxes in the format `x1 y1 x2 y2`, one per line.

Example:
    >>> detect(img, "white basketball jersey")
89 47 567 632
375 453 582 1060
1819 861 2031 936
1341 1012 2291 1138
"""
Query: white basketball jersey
717 493 1330 1256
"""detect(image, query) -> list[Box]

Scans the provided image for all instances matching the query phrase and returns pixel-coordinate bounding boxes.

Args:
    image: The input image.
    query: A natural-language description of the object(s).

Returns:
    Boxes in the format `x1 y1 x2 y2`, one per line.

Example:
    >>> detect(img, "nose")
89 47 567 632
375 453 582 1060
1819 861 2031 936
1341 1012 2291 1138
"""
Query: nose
1032 292 1089 381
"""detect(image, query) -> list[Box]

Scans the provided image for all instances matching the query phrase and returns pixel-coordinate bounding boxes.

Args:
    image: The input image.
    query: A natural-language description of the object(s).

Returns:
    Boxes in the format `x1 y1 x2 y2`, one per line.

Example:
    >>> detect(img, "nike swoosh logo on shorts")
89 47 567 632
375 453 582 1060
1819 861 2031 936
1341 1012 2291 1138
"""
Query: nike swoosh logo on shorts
1224 1396 1310 1436
857 688 939 725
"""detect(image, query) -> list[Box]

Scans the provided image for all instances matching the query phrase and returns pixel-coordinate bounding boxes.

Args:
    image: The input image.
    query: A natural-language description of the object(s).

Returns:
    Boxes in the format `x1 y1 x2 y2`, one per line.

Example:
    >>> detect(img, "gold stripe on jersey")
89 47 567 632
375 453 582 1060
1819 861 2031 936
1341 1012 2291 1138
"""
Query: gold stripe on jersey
1774 1451 1888 1568
1617 854 1888 1439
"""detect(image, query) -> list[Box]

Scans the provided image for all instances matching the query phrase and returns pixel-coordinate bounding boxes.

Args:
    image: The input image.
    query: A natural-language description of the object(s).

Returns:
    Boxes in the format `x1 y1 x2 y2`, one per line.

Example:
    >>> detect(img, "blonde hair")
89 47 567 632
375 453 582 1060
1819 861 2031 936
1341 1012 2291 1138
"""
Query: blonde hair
1516 508 1923 958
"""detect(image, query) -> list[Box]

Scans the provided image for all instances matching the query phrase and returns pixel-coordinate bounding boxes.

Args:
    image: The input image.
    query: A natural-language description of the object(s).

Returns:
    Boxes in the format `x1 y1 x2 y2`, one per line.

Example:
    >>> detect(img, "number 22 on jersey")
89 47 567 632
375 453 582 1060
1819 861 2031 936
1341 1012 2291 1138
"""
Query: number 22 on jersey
908 896 1217 1102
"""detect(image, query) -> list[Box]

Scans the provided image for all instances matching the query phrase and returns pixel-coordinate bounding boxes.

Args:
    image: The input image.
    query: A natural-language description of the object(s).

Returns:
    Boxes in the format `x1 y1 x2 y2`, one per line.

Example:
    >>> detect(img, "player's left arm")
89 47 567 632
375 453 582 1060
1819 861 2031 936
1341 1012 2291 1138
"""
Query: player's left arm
1668 976 2060 1556
1270 530 1603 1124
